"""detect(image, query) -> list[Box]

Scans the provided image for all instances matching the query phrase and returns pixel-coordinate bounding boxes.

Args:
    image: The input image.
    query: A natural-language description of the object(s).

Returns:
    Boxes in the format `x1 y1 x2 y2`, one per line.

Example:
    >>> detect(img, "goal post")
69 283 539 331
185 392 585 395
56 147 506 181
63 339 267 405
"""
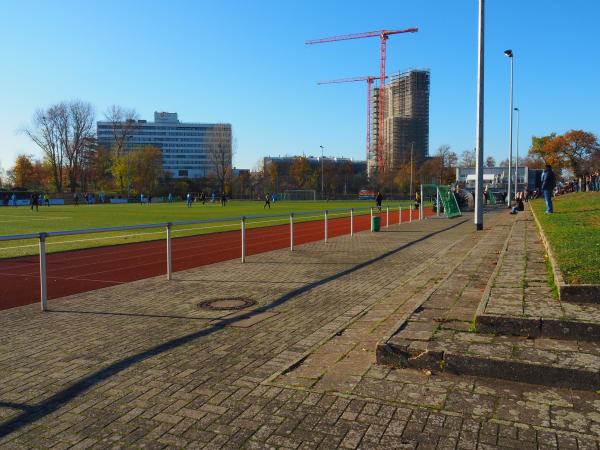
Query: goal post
420 184 462 219
281 190 317 201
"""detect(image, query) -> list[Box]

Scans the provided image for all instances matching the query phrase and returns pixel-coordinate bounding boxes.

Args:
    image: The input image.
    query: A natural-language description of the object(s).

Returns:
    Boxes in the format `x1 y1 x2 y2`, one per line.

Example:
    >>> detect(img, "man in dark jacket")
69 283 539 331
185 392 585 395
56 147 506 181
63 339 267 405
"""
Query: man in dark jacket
541 164 556 213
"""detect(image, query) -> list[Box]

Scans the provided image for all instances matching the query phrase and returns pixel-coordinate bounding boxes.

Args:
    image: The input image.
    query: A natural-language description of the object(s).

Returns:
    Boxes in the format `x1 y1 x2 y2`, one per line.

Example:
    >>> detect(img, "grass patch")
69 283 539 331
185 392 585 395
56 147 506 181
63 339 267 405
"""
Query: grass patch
531 193 600 284
0 199 416 259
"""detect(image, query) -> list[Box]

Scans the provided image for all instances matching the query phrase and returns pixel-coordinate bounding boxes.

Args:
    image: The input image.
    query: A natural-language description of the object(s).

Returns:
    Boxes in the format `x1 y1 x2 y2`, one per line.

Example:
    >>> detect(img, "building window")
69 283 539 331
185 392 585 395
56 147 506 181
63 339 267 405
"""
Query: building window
178 170 188 177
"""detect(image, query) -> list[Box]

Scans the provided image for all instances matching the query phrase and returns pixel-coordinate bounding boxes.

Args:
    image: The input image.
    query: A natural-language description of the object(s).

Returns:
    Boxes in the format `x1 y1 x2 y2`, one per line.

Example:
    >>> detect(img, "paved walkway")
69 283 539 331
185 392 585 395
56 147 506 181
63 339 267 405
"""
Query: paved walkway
1 210 599 449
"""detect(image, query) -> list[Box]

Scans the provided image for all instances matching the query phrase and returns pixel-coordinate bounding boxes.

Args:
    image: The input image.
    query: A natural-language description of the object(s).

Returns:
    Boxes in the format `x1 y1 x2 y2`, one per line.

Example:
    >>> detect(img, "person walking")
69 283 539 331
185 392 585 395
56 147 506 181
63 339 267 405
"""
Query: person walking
375 191 383 211
541 164 556 214
73 192 79 206
220 191 227 206
200 192 206 205
186 192 192 208
11 193 17 207
44 193 50 207
264 192 271 209
30 193 39 212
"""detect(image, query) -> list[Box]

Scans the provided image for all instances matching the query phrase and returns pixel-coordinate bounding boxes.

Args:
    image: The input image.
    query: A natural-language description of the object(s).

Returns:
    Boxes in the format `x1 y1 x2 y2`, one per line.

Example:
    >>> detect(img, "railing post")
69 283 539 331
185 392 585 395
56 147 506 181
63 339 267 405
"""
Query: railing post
350 208 354 237
324 210 328 243
399 207 402 225
166 223 172 281
420 184 424 220
436 187 440 217
370 207 374 232
289 213 294 251
39 232 47 311
386 207 389 228
241 217 246 263
410 204 413 223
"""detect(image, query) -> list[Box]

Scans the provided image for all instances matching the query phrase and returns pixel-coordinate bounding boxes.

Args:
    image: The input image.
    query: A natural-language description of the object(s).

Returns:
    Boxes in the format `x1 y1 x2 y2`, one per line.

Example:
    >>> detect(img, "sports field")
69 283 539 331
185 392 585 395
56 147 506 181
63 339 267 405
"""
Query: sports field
0 199 415 258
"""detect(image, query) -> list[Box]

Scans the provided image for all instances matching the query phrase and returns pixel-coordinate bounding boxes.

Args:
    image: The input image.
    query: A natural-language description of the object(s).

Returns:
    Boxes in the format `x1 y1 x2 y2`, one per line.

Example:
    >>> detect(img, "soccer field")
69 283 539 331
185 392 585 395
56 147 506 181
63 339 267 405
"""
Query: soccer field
0 199 414 258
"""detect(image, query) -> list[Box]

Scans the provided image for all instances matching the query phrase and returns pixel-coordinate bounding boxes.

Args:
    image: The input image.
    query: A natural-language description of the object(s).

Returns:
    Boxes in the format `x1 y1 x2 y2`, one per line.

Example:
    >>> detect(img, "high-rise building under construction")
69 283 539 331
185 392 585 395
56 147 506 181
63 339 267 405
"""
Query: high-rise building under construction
370 69 430 176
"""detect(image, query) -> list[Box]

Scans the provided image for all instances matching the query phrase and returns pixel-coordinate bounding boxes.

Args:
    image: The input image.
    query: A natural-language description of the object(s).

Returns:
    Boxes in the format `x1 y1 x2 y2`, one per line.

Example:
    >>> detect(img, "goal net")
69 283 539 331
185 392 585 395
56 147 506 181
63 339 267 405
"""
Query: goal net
281 190 317 201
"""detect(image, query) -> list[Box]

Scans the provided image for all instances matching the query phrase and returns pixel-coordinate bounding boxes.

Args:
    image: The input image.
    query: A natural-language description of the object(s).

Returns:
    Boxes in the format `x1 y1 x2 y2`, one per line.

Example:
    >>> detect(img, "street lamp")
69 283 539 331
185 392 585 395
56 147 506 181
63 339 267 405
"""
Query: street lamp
514 107 520 196
474 0 485 230
504 48 514 207
320 145 325 199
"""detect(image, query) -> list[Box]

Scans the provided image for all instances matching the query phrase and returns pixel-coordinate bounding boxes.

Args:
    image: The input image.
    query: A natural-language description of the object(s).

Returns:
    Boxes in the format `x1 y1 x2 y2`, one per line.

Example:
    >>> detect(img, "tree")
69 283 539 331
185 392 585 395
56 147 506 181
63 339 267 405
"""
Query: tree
129 146 163 194
289 156 311 188
9 154 48 190
206 124 233 194
529 130 599 176
460 149 476 167
485 156 496 167
25 100 95 192
104 105 139 192
435 145 457 184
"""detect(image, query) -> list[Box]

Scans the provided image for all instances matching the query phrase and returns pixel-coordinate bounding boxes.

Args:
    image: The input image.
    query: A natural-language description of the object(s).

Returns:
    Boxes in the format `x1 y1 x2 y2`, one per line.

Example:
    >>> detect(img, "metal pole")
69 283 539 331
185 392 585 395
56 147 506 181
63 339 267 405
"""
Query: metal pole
386 207 389 227
166 223 172 280
320 145 324 199
324 210 328 242
39 233 47 311
370 207 374 231
350 208 354 236
410 142 414 203
514 107 520 197
436 187 440 217
506 52 514 207
410 204 412 223
241 217 246 263
475 0 485 230
420 184 424 220
289 213 294 251
399 207 402 224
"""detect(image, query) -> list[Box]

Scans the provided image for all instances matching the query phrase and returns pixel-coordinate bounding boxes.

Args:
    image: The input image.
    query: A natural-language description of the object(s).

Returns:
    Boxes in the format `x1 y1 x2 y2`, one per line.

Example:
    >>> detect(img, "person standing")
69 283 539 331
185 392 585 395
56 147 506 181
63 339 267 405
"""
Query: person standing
44 193 50 207
30 193 39 212
200 192 206 205
264 192 271 209
186 192 192 208
11 193 17 207
221 191 227 207
541 164 556 214
73 192 79 206
375 191 383 211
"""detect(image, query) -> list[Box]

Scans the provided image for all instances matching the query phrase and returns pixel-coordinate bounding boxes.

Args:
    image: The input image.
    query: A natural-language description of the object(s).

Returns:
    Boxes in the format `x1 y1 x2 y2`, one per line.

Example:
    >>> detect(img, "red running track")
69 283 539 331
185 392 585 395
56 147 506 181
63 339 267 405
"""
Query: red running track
0 208 432 310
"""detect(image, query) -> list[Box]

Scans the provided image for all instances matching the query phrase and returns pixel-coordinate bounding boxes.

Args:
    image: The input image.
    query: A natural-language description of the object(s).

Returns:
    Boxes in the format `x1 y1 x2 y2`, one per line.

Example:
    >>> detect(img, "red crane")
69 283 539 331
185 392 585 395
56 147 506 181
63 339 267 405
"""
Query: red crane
317 76 384 164
307 28 418 173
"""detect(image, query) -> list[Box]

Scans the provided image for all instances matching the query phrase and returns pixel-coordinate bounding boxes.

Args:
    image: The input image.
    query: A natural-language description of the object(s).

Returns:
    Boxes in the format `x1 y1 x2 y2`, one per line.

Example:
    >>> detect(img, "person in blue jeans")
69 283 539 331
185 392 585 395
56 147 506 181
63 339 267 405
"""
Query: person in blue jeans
541 164 556 213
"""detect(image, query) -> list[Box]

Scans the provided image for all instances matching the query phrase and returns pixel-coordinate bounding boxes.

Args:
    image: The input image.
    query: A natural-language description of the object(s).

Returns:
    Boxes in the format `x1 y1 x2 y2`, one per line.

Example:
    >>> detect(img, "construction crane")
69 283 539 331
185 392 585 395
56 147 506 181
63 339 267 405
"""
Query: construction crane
317 76 385 164
307 28 418 173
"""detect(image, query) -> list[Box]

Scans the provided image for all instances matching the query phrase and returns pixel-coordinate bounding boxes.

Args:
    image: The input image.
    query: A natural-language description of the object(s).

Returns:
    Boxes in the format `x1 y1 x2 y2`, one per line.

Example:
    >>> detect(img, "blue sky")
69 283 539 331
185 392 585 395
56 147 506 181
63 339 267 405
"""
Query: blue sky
1 0 599 172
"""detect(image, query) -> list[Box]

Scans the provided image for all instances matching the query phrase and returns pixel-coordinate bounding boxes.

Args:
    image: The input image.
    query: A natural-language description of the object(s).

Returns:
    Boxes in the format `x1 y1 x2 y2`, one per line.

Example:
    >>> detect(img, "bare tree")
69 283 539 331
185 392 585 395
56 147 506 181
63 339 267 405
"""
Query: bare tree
460 149 476 168
485 156 496 167
206 124 233 194
25 105 66 192
64 101 95 191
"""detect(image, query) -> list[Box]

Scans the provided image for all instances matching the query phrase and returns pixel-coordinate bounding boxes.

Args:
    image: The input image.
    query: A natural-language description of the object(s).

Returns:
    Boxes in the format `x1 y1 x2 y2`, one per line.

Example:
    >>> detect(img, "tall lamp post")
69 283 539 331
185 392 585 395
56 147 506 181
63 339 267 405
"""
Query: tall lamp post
320 145 325 199
514 107 520 196
504 49 514 207
474 0 485 230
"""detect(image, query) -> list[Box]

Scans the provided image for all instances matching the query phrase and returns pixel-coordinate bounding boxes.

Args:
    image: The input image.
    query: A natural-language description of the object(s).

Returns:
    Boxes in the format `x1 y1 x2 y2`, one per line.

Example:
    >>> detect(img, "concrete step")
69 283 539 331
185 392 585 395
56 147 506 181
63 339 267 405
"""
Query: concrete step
377 330 600 390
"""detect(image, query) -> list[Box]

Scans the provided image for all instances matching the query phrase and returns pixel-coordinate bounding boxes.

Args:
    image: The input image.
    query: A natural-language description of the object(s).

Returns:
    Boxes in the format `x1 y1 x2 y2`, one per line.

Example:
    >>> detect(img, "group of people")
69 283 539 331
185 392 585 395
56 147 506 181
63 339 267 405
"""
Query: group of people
185 191 227 207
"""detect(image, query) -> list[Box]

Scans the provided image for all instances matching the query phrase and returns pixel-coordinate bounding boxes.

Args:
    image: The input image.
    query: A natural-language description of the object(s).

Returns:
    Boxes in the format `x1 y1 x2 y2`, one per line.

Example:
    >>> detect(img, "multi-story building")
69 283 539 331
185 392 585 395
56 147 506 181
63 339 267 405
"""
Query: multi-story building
97 112 232 179
370 70 430 176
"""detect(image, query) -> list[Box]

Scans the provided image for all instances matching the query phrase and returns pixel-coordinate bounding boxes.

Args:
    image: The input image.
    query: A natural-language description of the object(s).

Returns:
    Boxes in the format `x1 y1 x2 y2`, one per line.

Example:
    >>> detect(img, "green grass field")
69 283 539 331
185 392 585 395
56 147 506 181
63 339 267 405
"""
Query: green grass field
0 199 415 259
531 192 600 285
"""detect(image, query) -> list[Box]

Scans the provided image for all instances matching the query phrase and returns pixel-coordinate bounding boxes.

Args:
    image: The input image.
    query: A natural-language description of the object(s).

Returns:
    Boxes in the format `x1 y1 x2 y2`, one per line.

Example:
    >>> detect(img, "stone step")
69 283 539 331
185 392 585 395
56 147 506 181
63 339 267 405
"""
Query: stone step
377 330 600 390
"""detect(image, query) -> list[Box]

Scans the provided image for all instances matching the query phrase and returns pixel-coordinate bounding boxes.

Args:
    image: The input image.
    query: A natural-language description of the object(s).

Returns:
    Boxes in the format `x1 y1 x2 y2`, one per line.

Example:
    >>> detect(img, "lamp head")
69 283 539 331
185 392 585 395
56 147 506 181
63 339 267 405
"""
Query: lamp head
504 49 513 58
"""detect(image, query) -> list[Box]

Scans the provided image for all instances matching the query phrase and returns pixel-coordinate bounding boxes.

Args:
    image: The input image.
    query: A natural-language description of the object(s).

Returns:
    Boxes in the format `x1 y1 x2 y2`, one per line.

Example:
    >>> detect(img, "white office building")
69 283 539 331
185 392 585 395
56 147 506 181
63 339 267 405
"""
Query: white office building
97 112 232 179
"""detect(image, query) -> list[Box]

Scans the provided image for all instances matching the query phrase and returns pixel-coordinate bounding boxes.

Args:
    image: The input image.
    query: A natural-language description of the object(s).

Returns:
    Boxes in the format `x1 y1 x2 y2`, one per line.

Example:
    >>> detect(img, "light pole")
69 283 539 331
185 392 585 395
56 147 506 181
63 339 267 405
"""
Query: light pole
320 145 324 199
409 142 414 202
514 107 520 196
474 0 485 230
504 49 514 207
126 135 132 200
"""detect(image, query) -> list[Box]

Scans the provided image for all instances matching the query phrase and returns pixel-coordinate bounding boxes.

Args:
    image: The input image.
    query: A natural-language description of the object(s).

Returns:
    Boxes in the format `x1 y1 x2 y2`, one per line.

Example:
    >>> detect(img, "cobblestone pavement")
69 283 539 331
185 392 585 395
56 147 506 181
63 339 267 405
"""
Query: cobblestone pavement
2 210 600 449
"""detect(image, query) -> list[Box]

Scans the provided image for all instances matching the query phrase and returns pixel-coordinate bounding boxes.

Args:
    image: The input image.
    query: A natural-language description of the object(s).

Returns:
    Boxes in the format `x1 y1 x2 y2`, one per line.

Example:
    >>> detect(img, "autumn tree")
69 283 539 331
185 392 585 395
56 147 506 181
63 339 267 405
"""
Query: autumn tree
435 145 457 184
129 146 163 194
104 106 139 192
8 154 48 190
289 156 311 188
529 130 599 177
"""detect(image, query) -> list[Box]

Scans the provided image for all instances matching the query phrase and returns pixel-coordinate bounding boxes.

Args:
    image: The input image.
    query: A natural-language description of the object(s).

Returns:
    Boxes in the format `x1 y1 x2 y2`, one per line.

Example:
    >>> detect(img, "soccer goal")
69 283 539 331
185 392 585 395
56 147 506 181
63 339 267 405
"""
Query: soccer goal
281 190 317 201
420 184 462 219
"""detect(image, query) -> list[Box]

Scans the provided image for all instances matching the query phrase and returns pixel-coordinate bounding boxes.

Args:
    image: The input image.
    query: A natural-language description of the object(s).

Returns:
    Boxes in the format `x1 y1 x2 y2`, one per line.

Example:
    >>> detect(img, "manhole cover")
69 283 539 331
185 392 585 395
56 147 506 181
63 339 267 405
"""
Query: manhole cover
197 297 256 311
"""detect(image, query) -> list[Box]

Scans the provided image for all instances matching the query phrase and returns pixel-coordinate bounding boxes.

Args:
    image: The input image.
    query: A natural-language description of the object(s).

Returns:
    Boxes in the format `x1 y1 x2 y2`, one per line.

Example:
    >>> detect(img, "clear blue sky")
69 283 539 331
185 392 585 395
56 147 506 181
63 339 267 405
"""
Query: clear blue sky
1 0 598 172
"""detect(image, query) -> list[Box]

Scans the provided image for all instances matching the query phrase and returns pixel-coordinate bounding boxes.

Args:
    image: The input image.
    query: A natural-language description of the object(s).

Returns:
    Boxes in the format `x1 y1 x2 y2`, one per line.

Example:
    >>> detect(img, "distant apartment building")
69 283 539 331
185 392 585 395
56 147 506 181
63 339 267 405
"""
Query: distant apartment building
97 112 232 179
371 70 430 176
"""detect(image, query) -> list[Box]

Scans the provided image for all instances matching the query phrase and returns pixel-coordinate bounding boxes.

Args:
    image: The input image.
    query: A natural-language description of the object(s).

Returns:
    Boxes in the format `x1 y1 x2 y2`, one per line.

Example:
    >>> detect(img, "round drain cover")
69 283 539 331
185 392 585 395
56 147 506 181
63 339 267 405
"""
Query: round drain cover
197 297 256 311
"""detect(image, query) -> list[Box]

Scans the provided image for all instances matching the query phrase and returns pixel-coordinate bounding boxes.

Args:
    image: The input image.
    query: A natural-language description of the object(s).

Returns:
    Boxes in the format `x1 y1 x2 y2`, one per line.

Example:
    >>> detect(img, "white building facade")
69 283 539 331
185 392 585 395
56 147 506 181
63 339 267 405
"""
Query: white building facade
97 112 232 179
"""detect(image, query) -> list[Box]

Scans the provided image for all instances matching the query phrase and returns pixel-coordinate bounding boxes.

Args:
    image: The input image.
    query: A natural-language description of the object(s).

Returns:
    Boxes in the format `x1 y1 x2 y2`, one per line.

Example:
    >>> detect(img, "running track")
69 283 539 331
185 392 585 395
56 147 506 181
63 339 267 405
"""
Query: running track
0 209 432 310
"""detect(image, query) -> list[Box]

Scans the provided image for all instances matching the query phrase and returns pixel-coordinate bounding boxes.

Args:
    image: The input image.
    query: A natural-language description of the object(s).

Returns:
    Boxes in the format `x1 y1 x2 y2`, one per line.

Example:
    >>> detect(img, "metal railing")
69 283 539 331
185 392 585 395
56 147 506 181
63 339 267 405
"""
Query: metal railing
0 203 423 311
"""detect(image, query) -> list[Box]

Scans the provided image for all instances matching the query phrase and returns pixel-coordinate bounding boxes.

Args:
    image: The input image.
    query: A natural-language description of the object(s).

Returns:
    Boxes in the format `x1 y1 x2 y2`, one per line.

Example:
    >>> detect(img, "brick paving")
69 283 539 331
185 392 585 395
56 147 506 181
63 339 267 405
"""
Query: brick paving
1 210 600 448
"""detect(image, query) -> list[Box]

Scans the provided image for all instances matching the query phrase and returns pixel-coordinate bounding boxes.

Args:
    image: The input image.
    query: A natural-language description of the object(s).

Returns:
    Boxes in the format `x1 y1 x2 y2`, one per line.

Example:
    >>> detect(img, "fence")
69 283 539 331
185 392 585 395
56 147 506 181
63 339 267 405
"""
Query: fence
0 203 428 312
